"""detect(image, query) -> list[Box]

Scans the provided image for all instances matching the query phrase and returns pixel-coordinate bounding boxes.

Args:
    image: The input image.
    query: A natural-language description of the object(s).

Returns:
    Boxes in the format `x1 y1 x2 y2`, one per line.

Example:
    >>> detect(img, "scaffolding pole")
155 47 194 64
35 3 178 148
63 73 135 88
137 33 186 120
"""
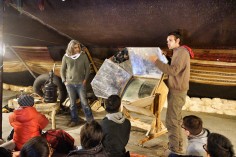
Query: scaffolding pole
0 0 4 140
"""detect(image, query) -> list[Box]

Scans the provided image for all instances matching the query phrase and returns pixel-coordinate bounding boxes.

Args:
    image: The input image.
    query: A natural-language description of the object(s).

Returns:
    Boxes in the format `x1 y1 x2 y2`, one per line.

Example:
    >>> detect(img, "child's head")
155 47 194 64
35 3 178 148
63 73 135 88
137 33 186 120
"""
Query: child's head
18 95 34 107
105 95 121 113
182 115 203 136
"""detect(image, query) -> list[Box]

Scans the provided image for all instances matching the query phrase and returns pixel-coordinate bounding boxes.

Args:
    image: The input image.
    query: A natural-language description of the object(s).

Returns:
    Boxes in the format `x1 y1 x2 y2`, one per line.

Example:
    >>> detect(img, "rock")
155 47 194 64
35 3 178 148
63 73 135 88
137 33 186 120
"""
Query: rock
182 96 236 116
3 83 10 90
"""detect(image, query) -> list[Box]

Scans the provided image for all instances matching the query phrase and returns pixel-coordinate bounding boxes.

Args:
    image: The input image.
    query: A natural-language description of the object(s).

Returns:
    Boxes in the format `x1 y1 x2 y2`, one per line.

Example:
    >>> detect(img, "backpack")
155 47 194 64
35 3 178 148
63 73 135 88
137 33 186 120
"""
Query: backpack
42 129 75 154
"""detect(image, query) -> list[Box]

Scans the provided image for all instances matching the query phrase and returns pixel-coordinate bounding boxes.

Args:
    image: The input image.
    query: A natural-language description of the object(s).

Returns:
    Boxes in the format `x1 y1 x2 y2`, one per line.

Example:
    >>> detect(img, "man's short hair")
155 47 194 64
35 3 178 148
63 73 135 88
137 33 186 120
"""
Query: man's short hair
183 115 203 135
168 31 183 44
105 95 121 113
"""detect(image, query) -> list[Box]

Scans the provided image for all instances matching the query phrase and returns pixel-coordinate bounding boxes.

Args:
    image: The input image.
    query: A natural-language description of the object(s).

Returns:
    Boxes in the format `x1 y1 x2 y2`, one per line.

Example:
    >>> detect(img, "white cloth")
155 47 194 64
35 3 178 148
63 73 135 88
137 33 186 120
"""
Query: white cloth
65 53 81 59
106 112 125 124
156 47 168 64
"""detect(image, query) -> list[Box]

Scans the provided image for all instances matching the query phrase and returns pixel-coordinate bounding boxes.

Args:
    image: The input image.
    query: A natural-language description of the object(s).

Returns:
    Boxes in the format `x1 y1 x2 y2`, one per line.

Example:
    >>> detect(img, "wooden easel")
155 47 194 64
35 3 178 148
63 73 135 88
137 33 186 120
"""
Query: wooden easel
122 77 168 146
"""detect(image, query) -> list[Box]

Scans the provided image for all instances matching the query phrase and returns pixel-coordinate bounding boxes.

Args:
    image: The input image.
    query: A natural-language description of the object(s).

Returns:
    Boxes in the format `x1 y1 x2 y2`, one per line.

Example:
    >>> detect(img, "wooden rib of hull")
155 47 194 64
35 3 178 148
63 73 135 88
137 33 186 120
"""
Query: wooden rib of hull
3 47 236 87
190 61 236 86
190 49 236 86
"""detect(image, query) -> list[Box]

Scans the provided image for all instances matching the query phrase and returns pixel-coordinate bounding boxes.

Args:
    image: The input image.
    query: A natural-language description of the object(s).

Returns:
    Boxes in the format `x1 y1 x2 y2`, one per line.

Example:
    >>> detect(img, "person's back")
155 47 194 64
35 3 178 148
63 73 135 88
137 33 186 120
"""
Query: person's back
187 128 209 156
100 95 131 157
182 115 209 157
9 95 49 150
100 116 130 156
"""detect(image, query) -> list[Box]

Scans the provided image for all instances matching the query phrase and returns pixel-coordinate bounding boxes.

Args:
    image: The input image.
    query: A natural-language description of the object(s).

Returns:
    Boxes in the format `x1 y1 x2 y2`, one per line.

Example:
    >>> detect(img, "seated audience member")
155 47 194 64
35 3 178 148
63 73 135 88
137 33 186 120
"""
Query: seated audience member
9 95 49 150
182 115 210 157
20 136 53 157
68 120 109 157
100 95 131 157
204 133 235 157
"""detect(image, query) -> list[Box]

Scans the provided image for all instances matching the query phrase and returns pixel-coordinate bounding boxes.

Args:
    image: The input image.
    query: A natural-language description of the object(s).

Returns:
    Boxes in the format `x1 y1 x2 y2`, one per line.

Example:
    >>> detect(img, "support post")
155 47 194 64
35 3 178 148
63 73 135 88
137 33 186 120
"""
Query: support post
8 46 37 79
0 0 4 140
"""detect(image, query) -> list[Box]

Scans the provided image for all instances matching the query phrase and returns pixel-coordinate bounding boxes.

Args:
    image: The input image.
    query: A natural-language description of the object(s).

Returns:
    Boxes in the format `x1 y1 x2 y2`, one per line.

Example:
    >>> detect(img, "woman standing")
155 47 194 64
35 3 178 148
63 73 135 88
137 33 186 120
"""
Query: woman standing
61 40 94 127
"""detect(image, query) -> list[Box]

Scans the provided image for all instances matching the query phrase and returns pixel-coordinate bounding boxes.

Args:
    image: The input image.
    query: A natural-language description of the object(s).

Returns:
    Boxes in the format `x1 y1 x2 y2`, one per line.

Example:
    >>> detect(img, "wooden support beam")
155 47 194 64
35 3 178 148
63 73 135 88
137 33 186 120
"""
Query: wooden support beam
122 80 168 145
0 0 4 140
7 46 37 79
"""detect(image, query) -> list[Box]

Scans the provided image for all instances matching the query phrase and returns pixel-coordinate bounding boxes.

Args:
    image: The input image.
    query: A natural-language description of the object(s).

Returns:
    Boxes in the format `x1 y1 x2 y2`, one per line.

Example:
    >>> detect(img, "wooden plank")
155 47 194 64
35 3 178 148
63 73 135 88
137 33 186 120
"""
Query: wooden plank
126 96 154 108
123 104 154 117
0 0 3 139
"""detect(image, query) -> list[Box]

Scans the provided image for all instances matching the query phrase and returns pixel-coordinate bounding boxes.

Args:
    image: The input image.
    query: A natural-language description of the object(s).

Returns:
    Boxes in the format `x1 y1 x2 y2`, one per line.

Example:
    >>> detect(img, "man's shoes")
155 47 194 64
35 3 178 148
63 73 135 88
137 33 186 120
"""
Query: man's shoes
67 121 79 127
58 108 70 115
161 142 184 157
67 118 86 127
163 149 172 157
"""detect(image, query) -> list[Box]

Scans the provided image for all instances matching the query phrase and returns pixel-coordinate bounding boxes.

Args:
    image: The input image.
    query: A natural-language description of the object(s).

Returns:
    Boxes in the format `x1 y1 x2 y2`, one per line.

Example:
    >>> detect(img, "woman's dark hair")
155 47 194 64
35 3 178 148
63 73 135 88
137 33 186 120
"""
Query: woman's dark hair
0 147 12 157
207 133 235 157
183 115 203 135
80 120 103 149
105 95 121 113
20 136 50 157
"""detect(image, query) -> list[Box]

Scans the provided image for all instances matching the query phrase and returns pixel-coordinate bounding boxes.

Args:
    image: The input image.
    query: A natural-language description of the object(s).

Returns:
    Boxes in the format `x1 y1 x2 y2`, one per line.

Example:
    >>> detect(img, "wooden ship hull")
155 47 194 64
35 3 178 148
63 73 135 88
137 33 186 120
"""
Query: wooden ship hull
1 0 236 100
3 46 236 100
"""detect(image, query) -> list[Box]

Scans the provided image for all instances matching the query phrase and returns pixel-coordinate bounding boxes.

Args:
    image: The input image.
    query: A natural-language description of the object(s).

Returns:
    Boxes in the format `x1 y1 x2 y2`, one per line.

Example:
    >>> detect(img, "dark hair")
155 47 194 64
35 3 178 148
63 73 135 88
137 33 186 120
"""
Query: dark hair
80 120 103 149
183 115 203 135
168 31 183 45
0 147 12 157
105 95 121 113
207 133 235 157
20 136 50 157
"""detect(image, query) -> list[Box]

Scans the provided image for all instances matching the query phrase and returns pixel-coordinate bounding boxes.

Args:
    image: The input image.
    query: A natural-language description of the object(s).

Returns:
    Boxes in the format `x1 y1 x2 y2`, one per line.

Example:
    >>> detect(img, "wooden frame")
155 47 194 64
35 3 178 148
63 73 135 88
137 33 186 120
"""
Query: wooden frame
122 77 168 145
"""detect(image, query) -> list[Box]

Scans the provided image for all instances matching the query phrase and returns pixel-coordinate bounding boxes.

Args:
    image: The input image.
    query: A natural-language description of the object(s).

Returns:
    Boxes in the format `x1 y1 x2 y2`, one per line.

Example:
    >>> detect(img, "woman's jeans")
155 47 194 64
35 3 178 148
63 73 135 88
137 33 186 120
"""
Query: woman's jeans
66 84 94 122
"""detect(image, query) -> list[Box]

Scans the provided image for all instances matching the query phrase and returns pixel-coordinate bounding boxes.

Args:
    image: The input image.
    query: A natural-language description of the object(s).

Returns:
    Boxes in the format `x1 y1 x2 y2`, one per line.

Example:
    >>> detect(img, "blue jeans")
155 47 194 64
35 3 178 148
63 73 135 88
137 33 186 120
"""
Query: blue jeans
66 84 94 122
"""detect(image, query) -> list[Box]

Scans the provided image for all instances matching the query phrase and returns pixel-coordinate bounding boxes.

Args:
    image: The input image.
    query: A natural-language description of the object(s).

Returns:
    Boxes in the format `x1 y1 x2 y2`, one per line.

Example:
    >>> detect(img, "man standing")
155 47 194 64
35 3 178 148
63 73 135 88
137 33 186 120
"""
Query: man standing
61 40 94 127
150 31 193 155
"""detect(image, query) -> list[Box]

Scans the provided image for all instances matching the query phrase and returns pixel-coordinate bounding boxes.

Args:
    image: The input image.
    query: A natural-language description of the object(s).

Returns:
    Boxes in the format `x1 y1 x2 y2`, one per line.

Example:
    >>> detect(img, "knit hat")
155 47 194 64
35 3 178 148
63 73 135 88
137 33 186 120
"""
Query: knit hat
18 95 34 107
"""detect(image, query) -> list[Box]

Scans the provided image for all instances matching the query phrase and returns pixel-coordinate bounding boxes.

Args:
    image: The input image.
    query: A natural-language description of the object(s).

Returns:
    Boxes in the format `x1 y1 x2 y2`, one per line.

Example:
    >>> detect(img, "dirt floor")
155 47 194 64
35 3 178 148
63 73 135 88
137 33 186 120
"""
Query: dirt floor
1 90 236 157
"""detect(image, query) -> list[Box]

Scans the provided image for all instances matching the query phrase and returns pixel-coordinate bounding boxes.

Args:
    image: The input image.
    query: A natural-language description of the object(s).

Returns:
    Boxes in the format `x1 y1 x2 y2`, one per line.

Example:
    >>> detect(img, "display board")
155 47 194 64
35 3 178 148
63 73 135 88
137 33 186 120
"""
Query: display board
91 47 167 99
128 47 167 79
91 59 132 98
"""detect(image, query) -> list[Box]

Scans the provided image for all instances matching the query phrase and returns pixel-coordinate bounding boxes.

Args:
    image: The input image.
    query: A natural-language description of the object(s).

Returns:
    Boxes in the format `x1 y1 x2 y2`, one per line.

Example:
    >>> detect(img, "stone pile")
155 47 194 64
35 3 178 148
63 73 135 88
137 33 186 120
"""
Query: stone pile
164 96 236 116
